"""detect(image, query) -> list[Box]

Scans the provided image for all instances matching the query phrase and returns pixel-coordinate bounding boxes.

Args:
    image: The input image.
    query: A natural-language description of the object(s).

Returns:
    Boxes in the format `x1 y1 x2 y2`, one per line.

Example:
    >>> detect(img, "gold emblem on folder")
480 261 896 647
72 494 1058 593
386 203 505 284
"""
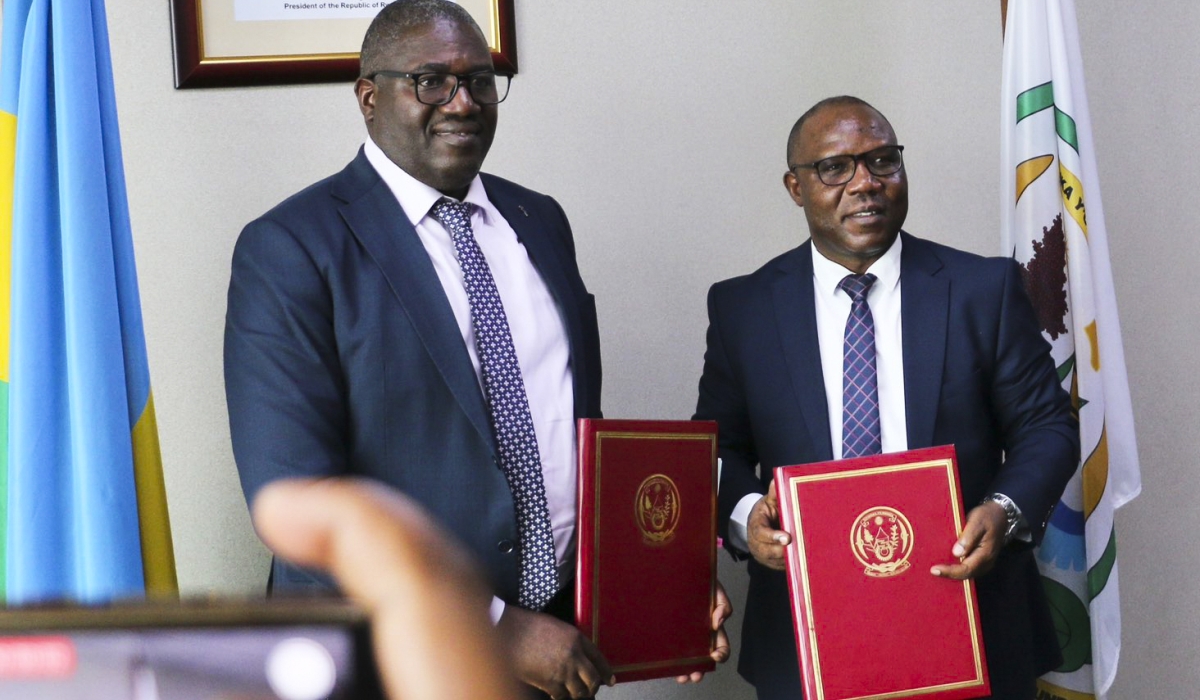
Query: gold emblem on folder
851 507 914 578
634 474 680 546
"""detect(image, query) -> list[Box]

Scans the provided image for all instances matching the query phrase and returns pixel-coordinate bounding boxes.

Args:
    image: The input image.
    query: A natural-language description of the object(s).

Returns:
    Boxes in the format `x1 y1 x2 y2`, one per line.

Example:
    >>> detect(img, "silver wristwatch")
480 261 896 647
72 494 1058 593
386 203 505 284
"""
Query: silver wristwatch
983 493 1021 545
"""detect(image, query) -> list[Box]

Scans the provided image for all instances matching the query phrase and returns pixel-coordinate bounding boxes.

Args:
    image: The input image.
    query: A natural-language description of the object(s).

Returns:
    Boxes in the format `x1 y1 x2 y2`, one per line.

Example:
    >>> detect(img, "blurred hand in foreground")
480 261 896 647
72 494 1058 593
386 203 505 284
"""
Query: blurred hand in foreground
253 477 521 700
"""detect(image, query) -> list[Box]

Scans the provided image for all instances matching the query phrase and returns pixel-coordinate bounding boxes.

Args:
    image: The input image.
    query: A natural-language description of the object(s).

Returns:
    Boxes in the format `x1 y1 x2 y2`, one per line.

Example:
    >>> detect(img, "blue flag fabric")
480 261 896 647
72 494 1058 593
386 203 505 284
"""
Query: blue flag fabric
1 0 176 603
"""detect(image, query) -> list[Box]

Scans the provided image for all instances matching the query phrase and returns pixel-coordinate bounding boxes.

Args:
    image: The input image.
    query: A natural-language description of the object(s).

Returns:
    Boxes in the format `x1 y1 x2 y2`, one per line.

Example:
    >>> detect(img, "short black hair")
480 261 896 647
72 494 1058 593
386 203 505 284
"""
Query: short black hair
359 0 486 78
786 96 881 166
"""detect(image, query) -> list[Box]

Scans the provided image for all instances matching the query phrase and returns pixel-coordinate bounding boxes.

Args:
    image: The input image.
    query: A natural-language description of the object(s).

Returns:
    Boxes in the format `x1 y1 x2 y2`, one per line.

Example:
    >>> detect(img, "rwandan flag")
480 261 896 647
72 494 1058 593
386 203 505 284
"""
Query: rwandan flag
1001 1 1141 698
0 0 177 602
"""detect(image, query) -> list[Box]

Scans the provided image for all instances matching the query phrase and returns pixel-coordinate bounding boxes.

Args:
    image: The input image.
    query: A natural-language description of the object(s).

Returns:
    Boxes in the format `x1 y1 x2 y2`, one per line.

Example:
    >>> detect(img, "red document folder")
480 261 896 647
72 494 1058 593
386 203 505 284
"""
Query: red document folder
773 445 990 700
575 418 717 682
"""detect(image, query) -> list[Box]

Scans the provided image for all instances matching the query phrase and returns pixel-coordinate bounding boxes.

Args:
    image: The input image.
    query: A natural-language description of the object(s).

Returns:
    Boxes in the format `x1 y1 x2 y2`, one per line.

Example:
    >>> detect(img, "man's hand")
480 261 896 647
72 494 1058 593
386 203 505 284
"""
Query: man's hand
498 605 614 699
675 580 733 683
930 500 1008 580
252 478 520 700
748 480 791 570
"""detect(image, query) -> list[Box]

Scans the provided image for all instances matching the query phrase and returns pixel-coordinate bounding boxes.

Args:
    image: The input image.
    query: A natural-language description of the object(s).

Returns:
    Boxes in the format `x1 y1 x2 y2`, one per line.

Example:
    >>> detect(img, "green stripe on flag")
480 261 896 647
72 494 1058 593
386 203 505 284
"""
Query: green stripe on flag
1088 525 1118 601
1015 82 1080 152
1016 82 1055 122
1055 107 1080 153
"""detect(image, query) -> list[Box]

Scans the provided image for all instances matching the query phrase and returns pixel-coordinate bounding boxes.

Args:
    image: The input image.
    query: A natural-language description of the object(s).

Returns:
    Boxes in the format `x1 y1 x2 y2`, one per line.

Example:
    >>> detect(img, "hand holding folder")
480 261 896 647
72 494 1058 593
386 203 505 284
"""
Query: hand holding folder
773 446 992 700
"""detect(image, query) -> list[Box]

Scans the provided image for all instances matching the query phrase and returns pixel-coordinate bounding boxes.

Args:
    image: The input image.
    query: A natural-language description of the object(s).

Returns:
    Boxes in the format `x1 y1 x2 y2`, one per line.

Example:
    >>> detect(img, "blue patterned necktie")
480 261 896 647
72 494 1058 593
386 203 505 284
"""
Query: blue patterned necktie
839 273 881 459
432 198 559 610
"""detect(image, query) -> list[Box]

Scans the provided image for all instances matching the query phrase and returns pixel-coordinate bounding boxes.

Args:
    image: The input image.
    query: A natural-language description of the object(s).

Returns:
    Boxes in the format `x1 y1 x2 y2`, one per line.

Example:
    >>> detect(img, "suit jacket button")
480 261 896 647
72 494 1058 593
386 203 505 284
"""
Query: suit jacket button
497 539 515 554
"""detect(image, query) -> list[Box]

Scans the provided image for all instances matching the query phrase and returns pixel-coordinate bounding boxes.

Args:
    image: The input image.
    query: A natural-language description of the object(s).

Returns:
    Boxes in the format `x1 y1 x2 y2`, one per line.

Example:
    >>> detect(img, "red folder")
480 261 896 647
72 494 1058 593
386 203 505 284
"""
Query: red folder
773 445 990 700
575 419 717 682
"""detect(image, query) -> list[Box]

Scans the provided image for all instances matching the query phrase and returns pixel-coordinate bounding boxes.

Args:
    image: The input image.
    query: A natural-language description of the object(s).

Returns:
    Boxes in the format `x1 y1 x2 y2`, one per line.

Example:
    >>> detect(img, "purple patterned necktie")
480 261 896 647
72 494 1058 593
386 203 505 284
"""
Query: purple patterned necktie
432 198 559 610
839 273 881 459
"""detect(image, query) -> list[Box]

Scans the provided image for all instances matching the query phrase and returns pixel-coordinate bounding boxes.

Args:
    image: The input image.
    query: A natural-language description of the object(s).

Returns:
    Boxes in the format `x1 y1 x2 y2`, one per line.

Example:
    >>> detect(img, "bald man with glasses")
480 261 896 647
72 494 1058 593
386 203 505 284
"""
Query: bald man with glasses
694 96 1078 700
229 1 610 697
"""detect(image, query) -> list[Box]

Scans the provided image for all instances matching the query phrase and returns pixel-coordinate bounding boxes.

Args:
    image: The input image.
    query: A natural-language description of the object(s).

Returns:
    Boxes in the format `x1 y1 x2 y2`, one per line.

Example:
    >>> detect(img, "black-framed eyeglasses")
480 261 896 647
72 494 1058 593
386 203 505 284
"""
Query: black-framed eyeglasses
789 145 905 186
372 70 510 106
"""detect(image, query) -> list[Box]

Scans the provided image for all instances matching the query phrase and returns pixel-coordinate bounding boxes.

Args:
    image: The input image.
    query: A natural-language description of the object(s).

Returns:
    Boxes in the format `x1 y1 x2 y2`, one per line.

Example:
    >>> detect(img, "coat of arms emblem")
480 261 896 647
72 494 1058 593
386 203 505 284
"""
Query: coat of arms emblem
634 474 681 546
850 507 914 578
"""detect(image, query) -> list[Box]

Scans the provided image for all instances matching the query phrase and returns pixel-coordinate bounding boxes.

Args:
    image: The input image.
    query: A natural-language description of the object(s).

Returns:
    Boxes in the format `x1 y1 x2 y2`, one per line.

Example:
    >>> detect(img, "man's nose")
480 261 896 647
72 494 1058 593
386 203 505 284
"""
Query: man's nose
844 159 882 193
442 81 480 114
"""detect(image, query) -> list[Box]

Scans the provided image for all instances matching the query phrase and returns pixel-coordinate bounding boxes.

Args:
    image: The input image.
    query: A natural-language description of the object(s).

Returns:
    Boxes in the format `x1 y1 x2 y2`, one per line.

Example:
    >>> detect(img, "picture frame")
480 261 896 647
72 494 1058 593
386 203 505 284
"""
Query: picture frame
170 0 516 89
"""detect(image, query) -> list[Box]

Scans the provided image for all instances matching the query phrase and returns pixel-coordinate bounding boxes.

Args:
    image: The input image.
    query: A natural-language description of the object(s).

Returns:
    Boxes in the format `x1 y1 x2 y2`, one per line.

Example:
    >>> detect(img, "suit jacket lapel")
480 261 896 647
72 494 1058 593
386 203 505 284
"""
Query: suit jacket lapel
333 152 496 452
899 232 948 450
771 243 834 461
486 179 594 418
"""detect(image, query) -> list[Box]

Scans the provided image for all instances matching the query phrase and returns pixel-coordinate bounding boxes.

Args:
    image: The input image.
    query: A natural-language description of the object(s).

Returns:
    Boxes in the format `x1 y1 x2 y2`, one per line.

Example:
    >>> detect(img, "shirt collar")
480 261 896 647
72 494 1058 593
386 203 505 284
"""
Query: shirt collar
811 233 903 296
363 137 493 226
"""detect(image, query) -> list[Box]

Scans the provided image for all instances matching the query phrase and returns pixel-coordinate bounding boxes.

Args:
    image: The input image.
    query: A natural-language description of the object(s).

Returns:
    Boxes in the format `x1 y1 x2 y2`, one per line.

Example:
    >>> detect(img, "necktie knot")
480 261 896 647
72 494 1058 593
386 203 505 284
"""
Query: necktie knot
432 198 475 241
838 273 877 303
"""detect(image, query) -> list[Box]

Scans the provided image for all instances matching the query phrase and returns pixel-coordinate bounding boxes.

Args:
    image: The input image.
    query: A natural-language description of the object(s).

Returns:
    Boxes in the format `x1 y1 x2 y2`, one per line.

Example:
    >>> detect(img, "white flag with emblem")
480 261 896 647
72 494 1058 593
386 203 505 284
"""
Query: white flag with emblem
1000 1 1141 698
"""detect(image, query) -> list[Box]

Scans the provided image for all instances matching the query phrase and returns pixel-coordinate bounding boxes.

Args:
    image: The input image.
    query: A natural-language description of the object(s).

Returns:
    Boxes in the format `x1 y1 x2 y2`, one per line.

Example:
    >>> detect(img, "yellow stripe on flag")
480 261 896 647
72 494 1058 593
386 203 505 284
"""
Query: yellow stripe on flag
1016 154 1054 204
132 391 178 597
1085 321 1100 372
0 111 16 384
1059 165 1088 236
1082 424 1109 521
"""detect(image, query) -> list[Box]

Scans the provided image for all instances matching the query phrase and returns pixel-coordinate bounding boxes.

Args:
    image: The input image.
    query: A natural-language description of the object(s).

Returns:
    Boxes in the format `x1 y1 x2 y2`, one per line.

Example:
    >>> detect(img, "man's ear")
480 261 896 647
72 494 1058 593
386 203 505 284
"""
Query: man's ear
355 77 377 124
783 170 806 209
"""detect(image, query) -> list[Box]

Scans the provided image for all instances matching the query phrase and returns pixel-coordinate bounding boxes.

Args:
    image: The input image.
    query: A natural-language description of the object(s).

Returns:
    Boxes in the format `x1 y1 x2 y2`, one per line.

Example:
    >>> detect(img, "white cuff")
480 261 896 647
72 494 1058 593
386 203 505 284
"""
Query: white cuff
489 596 506 625
726 493 762 552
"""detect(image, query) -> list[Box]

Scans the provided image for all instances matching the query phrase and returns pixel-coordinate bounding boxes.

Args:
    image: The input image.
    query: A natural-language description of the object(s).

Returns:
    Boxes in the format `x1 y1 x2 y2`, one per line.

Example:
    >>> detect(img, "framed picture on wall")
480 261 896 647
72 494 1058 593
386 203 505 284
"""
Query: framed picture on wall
170 0 516 89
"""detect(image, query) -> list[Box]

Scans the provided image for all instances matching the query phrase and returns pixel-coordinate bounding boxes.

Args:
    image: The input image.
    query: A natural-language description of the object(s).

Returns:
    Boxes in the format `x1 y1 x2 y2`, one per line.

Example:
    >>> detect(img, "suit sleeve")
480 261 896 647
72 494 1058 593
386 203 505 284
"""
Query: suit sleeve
224 217 350 508
694 282 764 546
985 259 1080 544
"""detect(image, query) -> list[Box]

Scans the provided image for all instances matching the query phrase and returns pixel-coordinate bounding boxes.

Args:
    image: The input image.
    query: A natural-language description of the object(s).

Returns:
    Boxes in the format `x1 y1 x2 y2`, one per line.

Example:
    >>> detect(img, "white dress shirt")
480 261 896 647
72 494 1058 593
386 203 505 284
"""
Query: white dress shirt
727 238 909 550
811 236 908 460
365 140 577 618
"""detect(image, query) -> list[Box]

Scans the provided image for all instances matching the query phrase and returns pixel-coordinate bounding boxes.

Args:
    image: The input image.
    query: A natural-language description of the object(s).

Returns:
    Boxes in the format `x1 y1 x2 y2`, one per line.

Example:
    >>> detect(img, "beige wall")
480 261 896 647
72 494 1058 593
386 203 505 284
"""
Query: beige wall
98 0 1195 697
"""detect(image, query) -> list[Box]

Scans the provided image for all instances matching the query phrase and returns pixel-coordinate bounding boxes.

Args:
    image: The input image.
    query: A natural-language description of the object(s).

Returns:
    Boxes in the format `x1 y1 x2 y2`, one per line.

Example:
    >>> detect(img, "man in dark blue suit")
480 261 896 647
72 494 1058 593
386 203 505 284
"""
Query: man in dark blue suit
225 2 610 696
694 96 1079 700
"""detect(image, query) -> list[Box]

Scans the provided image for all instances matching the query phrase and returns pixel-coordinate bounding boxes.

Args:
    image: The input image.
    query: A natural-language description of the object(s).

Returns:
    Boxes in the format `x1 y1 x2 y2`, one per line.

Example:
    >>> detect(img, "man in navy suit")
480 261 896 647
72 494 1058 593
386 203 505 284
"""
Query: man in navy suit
694 96 1078 699
225 2 611 696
